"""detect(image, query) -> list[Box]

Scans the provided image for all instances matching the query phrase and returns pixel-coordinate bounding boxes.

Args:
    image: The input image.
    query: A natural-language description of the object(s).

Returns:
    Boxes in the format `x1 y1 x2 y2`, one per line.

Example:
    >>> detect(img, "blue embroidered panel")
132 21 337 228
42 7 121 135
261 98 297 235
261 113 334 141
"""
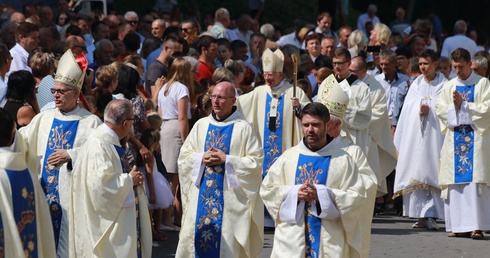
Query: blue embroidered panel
454 85 475 183
262 93 284 177
40 118 78 248
6 169 38 258
294 154 331 258
114 145 141 258
195 123 234 258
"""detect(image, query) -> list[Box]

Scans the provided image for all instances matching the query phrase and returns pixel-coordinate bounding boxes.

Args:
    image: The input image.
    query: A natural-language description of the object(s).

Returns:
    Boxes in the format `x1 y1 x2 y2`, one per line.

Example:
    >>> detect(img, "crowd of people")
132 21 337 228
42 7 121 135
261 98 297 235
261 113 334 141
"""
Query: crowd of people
1 1 490 257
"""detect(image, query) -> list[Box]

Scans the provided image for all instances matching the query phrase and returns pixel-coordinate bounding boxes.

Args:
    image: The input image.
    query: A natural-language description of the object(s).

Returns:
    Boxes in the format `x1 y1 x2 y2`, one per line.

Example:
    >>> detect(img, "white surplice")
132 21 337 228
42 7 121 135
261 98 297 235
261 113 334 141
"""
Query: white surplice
394 72 447 219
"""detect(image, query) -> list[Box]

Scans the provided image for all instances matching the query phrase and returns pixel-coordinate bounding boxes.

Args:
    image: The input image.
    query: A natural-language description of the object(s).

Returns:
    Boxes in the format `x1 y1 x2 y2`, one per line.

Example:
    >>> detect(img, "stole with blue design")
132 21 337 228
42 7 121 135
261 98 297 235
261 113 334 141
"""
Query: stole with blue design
262 93 284 177
453 85 475 183
295 154 331 258
194 123 234 258
40 118 79 249
5 169 38 257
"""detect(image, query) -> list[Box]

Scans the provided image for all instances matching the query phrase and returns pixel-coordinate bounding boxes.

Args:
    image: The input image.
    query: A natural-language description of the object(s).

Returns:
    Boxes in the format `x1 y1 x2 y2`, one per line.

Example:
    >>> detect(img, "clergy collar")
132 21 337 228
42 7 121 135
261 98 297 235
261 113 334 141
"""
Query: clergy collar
271 79 286 92
423 72 440 84
336 73 358 85
299 134 341 153
59 105 81 116
210 106 240 123
456 71 476 84
102 123 120 142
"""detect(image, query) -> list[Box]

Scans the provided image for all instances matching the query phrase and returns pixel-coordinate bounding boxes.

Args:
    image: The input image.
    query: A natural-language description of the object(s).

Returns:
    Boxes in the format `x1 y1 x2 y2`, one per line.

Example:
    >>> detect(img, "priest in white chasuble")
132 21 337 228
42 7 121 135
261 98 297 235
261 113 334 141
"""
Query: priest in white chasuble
394 50 447 229
236 48 310 178
316 48 372 158
70 99 152 258
177 82 264 258
15 49 101 257
435 48 490 239
261 102 377 258
0 108 56 258
349 56 397 197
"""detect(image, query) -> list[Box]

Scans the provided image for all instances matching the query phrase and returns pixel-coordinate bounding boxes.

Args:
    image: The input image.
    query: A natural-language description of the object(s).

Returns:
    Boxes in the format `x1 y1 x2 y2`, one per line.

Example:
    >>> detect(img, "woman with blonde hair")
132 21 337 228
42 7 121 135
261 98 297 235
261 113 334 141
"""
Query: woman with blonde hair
157 57 193 229
369 23 391 49
348 30 367 57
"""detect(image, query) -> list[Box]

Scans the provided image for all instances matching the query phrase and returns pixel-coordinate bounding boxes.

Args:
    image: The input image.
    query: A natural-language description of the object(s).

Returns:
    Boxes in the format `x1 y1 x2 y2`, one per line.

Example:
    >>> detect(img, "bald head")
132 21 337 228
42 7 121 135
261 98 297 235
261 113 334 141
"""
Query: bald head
212 81 236 120
65 35 87 56
10 12 25 24
349 56 367 79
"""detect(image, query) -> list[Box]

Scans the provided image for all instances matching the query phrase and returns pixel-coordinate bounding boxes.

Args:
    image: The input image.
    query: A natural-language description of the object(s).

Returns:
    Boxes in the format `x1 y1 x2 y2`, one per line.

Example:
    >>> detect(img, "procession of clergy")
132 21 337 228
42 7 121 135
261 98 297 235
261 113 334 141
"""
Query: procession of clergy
2 42 490 258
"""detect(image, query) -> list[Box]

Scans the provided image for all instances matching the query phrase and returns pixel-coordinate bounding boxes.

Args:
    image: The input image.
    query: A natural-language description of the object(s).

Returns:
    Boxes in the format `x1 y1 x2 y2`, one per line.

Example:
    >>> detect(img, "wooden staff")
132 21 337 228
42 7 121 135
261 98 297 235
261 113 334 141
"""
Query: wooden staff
291 51 299 145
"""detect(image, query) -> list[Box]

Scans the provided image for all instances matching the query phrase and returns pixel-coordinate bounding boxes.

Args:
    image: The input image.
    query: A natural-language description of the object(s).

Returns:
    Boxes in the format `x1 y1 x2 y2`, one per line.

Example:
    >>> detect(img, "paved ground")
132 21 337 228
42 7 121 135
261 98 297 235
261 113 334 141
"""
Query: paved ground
152 210 490 257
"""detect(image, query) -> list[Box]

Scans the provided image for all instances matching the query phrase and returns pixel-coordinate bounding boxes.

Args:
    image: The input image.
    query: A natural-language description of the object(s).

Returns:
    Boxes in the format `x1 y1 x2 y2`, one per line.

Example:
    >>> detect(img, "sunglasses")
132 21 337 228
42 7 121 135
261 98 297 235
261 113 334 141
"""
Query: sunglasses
127 21 138 25
73 45 87 50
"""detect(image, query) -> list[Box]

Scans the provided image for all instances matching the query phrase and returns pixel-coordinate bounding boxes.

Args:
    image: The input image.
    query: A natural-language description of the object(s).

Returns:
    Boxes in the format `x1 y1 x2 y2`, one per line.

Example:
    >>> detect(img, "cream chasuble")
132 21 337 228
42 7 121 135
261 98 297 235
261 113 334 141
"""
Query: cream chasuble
69 126 152 258
435 72 490 196
177 109 264 258
16 107 101 257
362 74 397 196
0 149 56 258
261 136 377 258
236 81 310 176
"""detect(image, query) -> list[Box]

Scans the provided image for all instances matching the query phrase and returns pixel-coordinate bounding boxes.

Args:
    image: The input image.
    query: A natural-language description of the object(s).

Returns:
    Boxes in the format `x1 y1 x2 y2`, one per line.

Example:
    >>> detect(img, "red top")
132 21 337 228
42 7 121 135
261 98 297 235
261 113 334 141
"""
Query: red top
197 59 214 83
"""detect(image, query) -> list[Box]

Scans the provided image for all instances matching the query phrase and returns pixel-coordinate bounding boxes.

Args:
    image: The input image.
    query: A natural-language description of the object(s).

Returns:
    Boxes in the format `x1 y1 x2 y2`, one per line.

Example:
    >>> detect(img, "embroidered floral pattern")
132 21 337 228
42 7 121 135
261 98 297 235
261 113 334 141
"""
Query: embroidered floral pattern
263 94 283 176
294 155 331 258
195 124 234 257
6 169 38 258
453 85 475 183
41 119 79 249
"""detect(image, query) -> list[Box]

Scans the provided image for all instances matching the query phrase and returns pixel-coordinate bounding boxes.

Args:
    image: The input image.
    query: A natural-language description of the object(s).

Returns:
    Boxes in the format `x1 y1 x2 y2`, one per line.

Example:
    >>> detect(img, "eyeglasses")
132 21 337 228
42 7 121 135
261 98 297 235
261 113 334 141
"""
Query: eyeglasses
127 20 138 25
180 28 190 33
123 117 135 124
50 88 75 95
73 45 87 50
211 95 234 101
332 60 349 66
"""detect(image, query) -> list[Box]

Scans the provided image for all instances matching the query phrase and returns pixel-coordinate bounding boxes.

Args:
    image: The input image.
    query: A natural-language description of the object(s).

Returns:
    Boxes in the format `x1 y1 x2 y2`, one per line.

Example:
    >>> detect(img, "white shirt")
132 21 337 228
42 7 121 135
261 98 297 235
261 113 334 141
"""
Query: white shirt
0 76 7 107
440 34 477 58
157 81 192 120
6 43 31 82
277 32 301 48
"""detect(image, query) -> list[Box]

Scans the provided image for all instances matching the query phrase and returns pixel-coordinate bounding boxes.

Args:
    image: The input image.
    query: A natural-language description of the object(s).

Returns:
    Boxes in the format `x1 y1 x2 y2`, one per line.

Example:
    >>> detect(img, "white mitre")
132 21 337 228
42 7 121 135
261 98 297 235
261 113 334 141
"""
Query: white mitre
54 49 87 90
317 74 350 118
262 48 284 72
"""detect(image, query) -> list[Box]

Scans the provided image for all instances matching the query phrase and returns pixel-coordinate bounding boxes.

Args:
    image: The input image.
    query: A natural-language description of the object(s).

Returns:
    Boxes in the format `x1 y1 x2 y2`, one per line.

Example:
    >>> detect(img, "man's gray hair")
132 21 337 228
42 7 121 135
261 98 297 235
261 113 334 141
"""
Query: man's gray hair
454 20 467 35
472 56 488 69
380 49 397 63
329 114 343 127
104 99 133 124
215 8 229 21
124 11 139 21
95 39 114 51
260 23 275 38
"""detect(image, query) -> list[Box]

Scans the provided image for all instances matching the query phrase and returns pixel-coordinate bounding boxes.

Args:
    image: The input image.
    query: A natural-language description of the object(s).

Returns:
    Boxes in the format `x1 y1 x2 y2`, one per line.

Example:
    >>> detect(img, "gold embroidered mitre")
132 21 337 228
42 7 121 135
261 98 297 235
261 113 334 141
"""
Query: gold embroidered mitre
262 48 284 72
317 74 350 117
54 49 88 90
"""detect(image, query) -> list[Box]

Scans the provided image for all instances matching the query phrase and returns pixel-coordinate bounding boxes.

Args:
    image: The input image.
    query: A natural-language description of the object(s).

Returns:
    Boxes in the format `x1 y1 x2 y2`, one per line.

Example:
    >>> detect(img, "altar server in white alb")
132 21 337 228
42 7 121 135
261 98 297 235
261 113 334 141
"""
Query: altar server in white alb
0 108 56 258
261 102 377 258
394 49 447 230
236 48 309 178
177 82 264 258
435 48 490 239
70 99 152 257
16 49 101 257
